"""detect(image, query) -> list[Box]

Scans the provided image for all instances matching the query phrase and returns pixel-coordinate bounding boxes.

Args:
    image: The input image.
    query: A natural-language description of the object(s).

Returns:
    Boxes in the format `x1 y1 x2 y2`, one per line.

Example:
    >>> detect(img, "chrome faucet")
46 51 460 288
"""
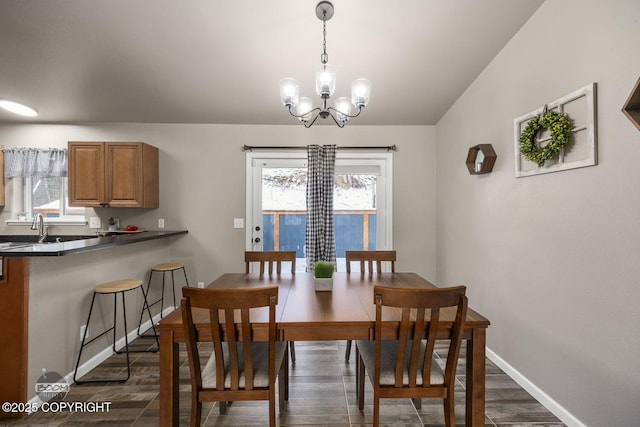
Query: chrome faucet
31 213 48 243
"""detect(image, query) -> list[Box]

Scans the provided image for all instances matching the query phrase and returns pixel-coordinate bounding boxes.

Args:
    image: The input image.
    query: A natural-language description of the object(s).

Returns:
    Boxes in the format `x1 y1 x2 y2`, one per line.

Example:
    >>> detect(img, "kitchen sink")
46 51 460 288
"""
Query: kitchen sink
0 242 39 249
0 235 97 249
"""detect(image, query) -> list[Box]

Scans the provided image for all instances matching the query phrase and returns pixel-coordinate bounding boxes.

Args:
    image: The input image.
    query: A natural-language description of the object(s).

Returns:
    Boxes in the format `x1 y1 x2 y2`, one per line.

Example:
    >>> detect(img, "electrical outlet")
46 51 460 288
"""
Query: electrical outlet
89 217 101 229
158 218 165 229
197 281 205 288
80 324 87 341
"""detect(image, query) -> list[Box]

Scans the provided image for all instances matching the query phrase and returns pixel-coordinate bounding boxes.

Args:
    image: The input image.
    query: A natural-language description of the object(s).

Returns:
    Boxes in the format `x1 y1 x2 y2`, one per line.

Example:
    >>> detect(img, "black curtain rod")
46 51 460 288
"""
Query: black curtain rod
242 144 396 152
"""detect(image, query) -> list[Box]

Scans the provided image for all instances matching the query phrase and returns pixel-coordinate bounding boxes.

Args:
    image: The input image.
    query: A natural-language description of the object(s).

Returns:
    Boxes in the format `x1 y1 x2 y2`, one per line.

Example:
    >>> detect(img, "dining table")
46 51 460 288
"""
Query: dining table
157 271 490 426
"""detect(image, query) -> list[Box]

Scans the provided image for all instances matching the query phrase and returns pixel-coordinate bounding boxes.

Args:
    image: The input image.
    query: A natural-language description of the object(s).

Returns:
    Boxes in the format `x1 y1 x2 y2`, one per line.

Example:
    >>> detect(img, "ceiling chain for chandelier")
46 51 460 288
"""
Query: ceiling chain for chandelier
279 1 371 128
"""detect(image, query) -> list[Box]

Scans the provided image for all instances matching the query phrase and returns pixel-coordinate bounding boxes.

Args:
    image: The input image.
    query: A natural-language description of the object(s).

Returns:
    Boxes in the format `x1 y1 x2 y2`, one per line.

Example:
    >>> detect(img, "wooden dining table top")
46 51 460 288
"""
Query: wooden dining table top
157 271 490 339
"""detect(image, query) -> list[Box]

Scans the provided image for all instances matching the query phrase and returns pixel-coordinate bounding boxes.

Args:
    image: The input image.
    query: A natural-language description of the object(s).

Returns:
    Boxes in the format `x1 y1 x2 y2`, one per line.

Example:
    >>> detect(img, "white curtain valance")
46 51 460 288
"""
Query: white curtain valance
3 148 68 178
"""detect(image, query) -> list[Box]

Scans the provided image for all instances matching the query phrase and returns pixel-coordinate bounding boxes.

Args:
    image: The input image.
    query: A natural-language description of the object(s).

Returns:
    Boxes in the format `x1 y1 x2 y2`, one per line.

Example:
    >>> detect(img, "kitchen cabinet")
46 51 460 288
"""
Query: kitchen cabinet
68 142 159 208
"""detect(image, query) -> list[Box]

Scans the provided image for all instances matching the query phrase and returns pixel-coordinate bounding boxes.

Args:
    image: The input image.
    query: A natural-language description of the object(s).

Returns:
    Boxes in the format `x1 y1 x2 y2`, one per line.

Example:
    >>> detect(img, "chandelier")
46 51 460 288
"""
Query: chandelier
279 1 371 128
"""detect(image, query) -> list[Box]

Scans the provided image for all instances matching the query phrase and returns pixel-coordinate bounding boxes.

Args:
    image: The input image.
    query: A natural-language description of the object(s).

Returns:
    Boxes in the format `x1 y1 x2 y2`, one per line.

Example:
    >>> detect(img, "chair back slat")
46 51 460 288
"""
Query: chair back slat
394 307 411 387
209 310 226 390
181 297 203 389
345 250 396 273
408 307 427 387
245 251 296 275
224 307 241 390
241 309 254 390
420 307 439 387
444 294 468 385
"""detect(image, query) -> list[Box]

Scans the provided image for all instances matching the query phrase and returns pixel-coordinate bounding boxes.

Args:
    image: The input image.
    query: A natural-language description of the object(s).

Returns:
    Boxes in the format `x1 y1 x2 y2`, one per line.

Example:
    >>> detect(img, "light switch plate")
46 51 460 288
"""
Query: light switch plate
233 218 244 228
89 217 101 229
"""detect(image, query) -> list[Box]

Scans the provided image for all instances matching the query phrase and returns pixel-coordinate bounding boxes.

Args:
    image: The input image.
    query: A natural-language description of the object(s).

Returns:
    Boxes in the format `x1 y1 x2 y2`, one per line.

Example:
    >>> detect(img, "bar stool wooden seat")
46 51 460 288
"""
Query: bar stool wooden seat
137 261 189 335
74 279 158 384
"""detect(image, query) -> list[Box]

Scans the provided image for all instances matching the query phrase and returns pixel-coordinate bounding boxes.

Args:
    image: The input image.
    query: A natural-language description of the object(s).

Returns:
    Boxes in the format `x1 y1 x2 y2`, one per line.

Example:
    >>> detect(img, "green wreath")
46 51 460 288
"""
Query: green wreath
519 110 572 167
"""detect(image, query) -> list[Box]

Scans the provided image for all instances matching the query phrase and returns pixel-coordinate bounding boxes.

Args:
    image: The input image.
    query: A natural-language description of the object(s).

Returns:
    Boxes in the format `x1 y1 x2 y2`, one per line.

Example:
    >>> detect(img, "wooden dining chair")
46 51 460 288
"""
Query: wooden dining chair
245 250 297 363
245 250 297 275
181 286 289 427
344 250 397 361
356 285 467 427
345 250 396 273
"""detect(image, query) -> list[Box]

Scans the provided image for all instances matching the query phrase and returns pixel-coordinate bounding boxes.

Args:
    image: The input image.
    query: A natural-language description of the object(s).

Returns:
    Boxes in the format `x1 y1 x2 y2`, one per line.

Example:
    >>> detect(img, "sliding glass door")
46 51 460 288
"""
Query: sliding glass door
246 151 392 271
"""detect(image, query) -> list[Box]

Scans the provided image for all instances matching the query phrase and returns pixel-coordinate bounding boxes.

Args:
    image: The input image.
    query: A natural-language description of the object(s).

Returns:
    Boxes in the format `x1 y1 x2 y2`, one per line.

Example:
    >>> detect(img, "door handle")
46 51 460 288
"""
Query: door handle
254 237 261 243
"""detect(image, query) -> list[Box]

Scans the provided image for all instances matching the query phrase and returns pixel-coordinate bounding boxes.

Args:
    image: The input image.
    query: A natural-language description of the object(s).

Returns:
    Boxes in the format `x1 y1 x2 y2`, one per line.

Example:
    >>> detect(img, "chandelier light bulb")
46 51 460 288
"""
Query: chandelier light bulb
315 65 336 98
296 97 314 122
334 97 352 122
279 78 300 107
351 79 371 108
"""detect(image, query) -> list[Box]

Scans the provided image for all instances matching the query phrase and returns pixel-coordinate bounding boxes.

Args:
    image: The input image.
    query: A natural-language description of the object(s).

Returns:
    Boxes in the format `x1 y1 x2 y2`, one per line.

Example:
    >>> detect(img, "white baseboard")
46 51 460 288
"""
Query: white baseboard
486 347 587 427
28 306 173 408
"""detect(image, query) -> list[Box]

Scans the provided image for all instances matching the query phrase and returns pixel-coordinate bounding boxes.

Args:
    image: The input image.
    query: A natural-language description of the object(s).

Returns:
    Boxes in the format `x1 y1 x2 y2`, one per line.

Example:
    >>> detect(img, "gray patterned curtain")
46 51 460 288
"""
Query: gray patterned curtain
305 144 336 270
4 148 68 178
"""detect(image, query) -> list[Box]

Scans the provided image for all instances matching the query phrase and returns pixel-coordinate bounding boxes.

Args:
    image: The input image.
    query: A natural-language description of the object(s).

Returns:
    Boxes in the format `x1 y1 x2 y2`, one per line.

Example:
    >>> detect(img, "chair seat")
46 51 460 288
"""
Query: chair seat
357 340 444 386
151 262 185 271
95 279 143 294
202 342 287 389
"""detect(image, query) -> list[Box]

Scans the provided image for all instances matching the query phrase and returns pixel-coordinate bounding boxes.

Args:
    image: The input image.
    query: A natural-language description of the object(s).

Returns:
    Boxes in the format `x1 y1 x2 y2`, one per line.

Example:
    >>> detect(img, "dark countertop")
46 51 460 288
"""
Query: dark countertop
0 230 188 257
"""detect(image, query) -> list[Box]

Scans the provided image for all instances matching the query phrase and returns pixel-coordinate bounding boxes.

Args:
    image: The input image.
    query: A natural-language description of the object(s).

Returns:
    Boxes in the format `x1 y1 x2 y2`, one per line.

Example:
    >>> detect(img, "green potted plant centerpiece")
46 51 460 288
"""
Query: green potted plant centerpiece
107 217 118 232
313 260 335 291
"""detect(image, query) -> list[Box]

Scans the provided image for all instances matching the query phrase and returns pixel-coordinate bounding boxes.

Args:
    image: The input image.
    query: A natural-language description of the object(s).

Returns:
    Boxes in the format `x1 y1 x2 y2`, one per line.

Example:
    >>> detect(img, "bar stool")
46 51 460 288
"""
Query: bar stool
74 279 159 384
137 262 189 336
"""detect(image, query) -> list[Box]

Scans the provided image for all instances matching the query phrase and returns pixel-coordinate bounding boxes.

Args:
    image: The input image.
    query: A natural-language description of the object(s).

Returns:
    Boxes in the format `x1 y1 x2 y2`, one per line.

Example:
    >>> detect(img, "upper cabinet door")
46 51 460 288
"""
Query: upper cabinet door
68 142 105 207
105 142 145 208
68 141 159 208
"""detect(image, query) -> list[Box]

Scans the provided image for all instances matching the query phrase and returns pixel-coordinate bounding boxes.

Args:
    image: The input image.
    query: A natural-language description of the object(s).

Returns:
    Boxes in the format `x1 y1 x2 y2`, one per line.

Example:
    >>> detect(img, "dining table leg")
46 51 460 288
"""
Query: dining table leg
466 327 486 426
159 329 179 427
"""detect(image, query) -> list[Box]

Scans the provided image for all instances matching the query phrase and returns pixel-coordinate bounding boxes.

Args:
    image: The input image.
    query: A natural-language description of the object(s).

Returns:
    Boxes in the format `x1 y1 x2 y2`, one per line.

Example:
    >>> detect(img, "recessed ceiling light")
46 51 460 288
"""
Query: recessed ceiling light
0 100 38 117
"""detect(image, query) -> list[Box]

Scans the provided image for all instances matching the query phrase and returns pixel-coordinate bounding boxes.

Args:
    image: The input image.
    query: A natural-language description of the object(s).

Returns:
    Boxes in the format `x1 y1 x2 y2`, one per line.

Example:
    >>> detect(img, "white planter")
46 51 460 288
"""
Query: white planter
314 277 333 291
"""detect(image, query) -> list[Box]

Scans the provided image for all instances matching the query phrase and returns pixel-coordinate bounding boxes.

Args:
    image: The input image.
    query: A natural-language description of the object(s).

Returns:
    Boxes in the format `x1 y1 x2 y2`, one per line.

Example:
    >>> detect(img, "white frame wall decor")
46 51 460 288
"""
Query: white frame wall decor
514 83 597 177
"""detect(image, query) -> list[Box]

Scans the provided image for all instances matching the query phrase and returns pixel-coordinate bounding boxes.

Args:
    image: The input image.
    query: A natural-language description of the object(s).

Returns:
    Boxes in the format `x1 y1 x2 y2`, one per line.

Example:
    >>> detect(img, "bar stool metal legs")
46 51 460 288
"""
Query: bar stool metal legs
74 279 159 384
137 262 188 336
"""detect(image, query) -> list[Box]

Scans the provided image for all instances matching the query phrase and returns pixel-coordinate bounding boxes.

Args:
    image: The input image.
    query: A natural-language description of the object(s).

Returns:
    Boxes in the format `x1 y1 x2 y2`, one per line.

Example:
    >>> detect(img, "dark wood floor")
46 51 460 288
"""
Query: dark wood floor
1 338 565 426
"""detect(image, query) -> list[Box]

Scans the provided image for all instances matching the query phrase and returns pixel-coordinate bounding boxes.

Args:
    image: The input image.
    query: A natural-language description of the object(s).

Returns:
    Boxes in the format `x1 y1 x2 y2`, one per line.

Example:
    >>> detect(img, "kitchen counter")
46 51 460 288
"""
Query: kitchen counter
0 229 189 413
0 230 188 257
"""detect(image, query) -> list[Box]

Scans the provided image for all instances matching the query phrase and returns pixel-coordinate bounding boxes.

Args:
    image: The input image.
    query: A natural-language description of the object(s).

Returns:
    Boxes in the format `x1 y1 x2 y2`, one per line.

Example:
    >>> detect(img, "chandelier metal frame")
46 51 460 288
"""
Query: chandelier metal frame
279 1 371 128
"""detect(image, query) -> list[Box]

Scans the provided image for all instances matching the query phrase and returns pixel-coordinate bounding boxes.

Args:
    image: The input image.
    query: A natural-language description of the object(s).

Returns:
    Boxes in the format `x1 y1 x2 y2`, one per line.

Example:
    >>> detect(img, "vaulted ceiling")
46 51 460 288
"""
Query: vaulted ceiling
0 0 544 125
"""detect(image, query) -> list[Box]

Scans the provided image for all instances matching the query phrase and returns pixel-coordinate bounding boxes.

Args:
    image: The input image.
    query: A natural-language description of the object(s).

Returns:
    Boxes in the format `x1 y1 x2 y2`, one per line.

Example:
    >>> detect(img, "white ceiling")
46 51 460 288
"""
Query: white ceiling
0 0 544 126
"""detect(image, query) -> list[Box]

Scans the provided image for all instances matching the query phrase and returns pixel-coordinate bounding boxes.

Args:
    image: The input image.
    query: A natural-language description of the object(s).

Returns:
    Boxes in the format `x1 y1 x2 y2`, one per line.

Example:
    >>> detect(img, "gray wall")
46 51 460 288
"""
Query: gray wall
435 0 640 425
